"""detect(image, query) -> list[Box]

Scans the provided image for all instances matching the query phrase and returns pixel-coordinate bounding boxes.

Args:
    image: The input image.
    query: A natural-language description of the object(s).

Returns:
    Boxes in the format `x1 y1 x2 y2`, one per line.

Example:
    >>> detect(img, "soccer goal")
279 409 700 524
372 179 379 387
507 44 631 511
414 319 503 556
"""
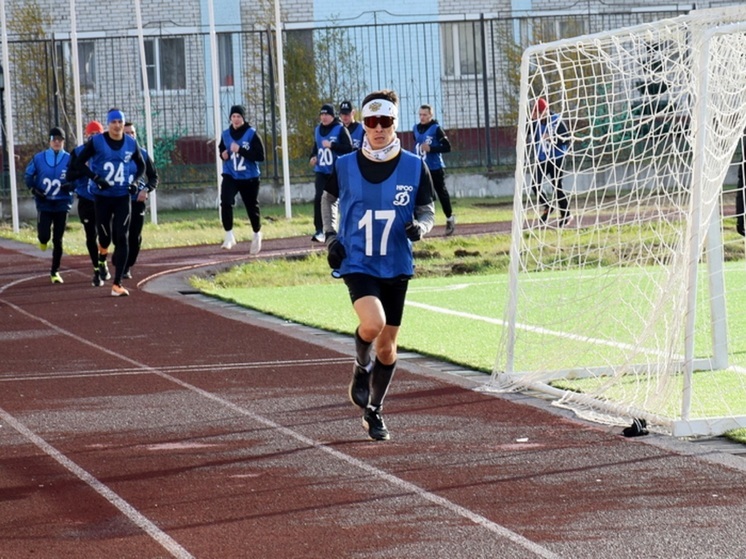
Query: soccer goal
489 6 746 438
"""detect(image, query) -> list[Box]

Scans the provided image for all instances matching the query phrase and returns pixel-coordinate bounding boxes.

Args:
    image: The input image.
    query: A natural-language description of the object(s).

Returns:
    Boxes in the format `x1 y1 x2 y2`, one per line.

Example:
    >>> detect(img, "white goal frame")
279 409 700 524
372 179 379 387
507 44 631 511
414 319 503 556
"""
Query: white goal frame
492 7 746 438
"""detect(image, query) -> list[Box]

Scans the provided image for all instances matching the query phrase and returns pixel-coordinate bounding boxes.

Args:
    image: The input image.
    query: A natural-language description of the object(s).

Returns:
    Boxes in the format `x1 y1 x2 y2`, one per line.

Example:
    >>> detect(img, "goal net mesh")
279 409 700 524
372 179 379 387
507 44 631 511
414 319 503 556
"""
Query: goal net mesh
489 7 746 437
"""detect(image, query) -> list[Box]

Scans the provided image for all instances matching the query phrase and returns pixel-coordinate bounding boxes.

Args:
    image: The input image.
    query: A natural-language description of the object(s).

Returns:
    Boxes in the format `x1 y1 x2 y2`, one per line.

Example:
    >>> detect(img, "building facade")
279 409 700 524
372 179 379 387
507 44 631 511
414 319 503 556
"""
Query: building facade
0 0 742 189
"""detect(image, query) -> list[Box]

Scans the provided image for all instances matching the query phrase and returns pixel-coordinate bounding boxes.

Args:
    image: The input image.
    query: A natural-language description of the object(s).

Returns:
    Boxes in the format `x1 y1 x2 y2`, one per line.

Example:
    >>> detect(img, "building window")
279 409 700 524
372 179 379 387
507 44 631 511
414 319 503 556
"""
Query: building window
520 17 588 46
442 22 483 78
541 18 586 42
218 33 234 87
56 41 96 93
145 37 186 91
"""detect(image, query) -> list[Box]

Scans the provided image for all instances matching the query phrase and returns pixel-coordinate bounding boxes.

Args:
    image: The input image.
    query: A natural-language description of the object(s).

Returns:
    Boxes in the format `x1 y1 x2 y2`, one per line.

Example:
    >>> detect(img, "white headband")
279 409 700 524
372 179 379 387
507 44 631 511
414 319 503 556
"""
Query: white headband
362 99 398 120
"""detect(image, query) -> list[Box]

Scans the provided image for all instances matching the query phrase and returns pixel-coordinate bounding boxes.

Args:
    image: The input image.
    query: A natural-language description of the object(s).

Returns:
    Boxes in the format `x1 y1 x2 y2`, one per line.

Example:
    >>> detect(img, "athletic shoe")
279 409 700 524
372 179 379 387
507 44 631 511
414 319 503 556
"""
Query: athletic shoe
539 208 549 224
50 272 63 284
349 360 372 408
559 213 575 228
311 231 325 243
250 231 262 255
111 283 129 297
91 269 103 287
363 406 390 441
221 230 236 250
445 215 456 236
39 242 48 251
99 261 111 281
122 268 133 279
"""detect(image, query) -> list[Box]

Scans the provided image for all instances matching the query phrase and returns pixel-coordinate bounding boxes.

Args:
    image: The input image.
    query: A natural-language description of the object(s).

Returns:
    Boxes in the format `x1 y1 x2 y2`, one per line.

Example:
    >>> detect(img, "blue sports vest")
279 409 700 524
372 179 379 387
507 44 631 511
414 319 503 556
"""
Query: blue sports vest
221 127 260 180
25 148 72 212
88 133 140 198
314 123 344 174
335 151 422 278
413 122 445 171
72 144 95 202
347 122 364 150
534 113 569 162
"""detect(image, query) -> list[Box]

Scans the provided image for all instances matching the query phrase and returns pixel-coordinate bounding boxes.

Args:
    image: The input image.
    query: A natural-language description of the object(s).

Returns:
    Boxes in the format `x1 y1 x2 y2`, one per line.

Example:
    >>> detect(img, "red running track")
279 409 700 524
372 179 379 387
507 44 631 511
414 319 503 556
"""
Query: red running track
1 236 746 559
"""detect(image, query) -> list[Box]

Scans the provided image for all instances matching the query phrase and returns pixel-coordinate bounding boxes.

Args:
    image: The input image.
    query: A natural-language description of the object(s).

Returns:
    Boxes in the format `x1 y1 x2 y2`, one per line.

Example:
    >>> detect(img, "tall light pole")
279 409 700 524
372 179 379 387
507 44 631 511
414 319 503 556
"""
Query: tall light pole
0 63 7 197
274 0 291 218
1 0 20 233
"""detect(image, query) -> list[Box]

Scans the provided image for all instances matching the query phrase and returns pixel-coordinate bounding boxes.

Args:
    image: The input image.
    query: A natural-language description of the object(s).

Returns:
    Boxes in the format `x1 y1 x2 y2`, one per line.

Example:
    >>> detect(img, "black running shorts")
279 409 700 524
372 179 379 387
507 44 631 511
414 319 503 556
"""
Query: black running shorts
343 273 410 327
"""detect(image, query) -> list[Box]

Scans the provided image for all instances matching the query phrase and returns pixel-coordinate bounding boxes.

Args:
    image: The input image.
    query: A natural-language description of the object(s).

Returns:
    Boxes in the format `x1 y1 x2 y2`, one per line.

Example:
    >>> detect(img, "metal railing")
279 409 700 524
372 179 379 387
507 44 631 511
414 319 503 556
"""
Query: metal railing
0 7 693 196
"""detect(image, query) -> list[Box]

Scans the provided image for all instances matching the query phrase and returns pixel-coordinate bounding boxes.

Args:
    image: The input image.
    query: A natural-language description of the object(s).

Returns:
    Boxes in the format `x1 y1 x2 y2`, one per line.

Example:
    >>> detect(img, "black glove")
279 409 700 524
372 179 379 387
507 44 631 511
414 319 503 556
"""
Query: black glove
326 237 346 269
405 220 424 242
93 175 109 190
60 182 74 193
128 183 139 195
31 187 47 199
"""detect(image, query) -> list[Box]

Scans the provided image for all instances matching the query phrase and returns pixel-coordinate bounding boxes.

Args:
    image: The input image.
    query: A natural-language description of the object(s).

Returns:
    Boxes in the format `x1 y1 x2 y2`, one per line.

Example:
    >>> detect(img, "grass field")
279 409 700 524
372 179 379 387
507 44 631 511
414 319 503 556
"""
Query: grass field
0 198 515 254
195 265 746 424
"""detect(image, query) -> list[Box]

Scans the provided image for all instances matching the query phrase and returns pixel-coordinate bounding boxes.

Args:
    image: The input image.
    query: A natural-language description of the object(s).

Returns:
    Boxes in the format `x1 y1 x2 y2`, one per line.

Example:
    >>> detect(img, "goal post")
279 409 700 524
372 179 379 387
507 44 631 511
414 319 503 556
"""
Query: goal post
490 6 746 438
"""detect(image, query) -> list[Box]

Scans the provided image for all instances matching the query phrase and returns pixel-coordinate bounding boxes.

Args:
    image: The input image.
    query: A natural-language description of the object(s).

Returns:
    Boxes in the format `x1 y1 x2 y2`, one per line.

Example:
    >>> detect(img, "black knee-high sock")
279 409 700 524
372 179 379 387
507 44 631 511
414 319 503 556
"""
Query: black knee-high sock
369 359 396 409
355 327 372 367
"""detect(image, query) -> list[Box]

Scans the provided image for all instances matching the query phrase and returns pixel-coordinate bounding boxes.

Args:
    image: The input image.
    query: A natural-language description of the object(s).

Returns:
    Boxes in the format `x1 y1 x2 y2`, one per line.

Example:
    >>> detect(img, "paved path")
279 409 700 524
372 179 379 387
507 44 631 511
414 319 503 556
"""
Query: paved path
1 235 745 559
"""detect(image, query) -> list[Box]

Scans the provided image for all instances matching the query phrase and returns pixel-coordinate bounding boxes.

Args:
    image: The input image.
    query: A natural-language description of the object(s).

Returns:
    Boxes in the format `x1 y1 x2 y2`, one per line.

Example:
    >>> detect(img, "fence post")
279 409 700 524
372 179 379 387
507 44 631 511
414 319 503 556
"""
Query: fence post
480 14 492 170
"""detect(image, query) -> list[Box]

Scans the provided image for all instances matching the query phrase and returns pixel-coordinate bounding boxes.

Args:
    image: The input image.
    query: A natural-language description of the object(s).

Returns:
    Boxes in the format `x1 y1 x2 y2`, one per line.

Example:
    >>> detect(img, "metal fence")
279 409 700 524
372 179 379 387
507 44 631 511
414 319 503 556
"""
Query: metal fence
0 7 692 196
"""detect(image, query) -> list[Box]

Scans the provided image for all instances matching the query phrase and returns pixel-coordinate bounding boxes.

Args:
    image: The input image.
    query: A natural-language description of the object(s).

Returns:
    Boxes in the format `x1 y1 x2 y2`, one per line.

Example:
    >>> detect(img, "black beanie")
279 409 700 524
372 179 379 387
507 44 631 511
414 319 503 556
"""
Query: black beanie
230 105 246 119
49 126 66 140
319 104 335 117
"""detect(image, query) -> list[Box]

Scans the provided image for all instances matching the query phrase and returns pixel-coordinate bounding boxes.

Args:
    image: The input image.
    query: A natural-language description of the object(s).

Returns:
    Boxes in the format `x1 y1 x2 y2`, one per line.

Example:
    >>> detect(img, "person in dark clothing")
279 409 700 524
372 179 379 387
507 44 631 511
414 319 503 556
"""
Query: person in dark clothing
218 104 265 254
531 97 572 227
121 122 158 277
70 108 145 297
309 103 353 243
321 89 435 441
414 104 455 235
24 127 72 284
339 100 364 150
68 120 109 286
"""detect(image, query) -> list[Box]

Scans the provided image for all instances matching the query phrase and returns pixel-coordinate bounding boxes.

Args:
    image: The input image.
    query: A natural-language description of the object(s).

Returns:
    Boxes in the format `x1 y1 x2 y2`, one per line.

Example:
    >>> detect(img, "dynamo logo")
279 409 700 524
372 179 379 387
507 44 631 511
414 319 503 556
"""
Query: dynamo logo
393 184 413 206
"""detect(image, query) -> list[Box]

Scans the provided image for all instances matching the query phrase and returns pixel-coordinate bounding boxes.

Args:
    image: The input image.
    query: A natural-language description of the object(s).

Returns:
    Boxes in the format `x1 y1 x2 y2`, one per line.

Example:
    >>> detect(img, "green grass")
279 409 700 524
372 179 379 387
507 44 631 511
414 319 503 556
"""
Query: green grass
194 266 746 404
1 203 319 254
729 429 746 444
0 197 516 255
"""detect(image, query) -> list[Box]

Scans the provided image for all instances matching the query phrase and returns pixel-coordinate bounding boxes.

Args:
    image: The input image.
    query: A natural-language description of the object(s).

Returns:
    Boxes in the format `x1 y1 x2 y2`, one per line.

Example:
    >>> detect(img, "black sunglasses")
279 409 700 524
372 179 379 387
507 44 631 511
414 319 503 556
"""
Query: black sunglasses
363 115 395 129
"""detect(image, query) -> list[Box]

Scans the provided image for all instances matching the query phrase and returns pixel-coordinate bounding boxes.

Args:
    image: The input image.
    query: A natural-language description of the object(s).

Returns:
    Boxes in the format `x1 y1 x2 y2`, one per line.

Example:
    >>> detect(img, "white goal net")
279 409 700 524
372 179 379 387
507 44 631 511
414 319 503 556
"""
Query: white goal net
490 6 746 437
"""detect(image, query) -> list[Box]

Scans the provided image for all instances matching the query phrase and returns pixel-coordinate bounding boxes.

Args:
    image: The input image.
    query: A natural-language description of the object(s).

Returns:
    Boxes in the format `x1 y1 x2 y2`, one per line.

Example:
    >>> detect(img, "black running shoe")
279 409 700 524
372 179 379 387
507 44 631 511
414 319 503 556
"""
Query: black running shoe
349 360 371 408
91 268 103 287
99 261 111 281
363 406 390 441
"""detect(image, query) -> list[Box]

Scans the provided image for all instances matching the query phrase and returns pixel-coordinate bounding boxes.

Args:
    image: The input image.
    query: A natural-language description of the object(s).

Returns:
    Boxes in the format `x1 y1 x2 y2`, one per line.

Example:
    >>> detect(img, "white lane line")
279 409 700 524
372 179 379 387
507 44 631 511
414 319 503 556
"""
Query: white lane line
405 300 669 357
0 357 352 382
0 407 194 559
2 300 560 559
158 373 561 559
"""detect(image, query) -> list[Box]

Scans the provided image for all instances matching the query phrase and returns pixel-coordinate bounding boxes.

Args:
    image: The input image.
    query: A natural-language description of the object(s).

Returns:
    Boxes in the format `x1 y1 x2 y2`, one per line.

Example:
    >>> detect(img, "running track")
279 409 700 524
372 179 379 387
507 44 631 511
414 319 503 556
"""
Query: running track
1 233 746 559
